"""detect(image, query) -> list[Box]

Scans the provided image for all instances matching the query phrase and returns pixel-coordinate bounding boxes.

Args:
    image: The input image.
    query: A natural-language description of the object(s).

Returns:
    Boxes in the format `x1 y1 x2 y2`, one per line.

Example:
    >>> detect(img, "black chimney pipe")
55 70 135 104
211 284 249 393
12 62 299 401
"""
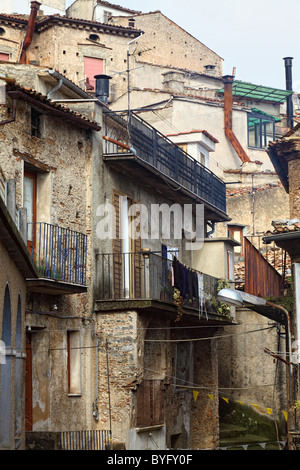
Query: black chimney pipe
94 74 112 104
283 57 294 129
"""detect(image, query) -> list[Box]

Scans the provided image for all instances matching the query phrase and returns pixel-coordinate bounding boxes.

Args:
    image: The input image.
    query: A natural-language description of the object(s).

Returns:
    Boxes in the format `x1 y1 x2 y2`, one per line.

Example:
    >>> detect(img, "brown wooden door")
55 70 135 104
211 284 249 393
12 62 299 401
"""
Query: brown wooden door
24 170 37 253
25 332 33 431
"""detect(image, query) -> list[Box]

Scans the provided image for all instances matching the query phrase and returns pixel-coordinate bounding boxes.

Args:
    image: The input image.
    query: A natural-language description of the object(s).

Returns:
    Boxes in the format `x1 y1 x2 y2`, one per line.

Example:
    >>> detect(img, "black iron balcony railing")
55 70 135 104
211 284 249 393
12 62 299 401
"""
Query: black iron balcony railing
103 111 227 215
96 251 231 320
28 222 87 286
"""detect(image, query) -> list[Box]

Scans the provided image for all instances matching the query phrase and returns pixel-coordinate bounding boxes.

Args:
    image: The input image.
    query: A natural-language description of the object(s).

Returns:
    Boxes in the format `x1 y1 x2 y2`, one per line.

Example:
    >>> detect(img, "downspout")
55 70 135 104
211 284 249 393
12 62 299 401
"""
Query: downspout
19 1 41 65
223 75 250 163
47 78 63 99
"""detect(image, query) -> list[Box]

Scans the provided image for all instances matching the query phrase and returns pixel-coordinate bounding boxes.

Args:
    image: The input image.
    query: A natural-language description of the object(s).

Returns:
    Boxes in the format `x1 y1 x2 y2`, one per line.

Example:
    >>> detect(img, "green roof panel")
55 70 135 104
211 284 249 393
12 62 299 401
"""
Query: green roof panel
218 80 293 103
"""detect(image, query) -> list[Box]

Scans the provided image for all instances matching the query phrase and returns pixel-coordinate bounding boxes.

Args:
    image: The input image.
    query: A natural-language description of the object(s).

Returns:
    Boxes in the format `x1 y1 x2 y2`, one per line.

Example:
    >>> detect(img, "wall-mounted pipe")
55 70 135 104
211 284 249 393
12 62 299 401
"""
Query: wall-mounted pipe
223 75 250 163
19 1 41 64
283 57 294 129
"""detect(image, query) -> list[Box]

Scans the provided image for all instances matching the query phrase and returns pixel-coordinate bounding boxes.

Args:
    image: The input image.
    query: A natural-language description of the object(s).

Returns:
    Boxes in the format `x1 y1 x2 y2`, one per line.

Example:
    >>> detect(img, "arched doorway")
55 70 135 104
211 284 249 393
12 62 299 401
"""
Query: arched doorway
15 295 22 439
0 284 12 448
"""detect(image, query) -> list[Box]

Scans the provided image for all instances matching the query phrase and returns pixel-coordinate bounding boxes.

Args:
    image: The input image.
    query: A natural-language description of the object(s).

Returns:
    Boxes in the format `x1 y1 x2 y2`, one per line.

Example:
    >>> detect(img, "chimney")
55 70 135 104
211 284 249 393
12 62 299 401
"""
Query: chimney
19 1 41 64
94 75 112 104
283 57 294 129
128 18 135 28
223 75 250 163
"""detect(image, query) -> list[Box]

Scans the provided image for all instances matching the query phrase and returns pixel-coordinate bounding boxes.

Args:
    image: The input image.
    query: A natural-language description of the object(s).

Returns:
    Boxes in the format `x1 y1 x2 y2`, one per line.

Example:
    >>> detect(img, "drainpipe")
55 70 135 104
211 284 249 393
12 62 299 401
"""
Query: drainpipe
47 78 63 99
19 1 41 64
283 57 294 129
223 75 250 163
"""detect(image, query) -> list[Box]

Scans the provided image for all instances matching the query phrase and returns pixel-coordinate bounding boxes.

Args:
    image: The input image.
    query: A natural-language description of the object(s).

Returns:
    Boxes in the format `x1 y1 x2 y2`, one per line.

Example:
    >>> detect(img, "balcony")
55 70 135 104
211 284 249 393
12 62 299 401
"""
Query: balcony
94 251 233 324
102 111 229 223
26 222 88 295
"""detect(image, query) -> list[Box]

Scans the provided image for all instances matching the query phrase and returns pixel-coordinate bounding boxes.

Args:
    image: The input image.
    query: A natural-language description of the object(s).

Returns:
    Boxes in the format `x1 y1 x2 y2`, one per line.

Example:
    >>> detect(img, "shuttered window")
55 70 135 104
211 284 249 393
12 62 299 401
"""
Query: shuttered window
0 53 9 62
136 380 164 427
84 57 104 91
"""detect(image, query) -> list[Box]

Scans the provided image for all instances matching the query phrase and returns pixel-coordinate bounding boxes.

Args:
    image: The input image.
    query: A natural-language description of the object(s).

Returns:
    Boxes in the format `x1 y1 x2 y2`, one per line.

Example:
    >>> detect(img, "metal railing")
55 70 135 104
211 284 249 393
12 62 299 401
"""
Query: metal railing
60 430 111 450
96 251 227 318
103 111 227 214
28 222 87 286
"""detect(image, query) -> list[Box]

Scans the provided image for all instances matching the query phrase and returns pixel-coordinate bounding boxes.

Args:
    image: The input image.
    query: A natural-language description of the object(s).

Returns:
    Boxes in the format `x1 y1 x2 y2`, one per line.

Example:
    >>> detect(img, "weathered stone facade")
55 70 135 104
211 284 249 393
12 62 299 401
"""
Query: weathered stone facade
0 67 101 438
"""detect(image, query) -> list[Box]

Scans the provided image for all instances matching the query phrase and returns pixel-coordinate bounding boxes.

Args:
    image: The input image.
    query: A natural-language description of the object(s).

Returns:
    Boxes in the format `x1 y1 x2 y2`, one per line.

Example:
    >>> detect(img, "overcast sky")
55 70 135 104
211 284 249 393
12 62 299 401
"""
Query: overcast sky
3 0 300 92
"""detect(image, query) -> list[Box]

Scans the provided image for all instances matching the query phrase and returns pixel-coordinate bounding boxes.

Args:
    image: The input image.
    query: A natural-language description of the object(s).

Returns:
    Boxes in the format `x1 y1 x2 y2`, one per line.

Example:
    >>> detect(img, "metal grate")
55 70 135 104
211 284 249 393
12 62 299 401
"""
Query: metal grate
60 430 111 451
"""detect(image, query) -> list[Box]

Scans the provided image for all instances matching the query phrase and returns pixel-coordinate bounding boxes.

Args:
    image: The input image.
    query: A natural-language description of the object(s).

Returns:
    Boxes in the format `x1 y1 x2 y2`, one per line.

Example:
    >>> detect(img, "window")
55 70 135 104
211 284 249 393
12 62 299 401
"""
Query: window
248 112 275 149
112 191 142 299
103 10 112 22
31 108 41 138
24 170 37 252
0 53 9 62
84 57 104 91
175 342 193 390
89 34 100 42
228 225 244 255
177 143 188 153
67 331 81 395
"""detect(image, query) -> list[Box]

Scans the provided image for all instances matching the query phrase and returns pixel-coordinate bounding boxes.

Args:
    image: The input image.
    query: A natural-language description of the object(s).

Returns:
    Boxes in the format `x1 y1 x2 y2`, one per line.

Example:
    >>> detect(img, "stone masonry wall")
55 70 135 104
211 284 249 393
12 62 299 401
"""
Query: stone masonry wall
110 12 223 77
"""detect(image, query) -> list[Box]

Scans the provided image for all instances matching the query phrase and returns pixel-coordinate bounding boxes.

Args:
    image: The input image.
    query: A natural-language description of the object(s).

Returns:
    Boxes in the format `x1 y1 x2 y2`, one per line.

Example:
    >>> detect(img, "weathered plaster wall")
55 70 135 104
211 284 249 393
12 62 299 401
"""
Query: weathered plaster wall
0 240 27 449
218 308 287 425
288 159 300 219
216 186 290 239
96 311 220 450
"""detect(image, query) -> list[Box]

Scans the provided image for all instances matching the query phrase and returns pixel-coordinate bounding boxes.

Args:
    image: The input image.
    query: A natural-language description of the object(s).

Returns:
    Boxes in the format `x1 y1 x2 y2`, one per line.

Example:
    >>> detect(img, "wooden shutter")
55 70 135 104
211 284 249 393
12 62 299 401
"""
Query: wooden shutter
130 202 142 298
112 190 123 298
0 53 9 62
136 380 164 427
84 57 104 90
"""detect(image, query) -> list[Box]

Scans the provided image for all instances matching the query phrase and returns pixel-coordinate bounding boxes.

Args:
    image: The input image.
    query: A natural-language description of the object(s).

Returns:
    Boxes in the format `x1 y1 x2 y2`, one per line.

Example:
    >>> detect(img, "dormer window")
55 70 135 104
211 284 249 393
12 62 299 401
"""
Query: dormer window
103 10 112 23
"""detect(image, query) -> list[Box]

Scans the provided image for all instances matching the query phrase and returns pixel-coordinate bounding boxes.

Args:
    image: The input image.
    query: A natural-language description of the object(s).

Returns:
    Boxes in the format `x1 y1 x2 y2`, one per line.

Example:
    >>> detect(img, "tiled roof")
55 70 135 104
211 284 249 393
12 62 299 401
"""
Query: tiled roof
166 129 219 143
0 12 142 36
96 0 142 14
226 182 283 198
36 14 142 36
2 78 101 130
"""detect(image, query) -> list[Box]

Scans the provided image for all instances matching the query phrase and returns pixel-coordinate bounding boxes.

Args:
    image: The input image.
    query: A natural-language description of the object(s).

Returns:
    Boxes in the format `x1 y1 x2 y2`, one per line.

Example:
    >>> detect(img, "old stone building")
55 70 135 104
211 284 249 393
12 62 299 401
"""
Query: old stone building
0 171 38 450
0 0 296 450
0 63 105 447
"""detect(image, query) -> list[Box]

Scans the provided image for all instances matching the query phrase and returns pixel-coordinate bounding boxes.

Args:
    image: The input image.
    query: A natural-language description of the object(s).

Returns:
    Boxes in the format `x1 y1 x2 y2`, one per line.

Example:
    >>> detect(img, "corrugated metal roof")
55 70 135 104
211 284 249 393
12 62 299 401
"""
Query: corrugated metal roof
218 80 293 103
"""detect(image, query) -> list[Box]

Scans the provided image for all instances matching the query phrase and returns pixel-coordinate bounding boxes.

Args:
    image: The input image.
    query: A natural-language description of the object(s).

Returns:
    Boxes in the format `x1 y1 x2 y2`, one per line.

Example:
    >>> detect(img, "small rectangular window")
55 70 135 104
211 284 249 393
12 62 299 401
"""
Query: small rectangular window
0 53 9 62
31 108 41 138
67 331 81 395
103 10 112 23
